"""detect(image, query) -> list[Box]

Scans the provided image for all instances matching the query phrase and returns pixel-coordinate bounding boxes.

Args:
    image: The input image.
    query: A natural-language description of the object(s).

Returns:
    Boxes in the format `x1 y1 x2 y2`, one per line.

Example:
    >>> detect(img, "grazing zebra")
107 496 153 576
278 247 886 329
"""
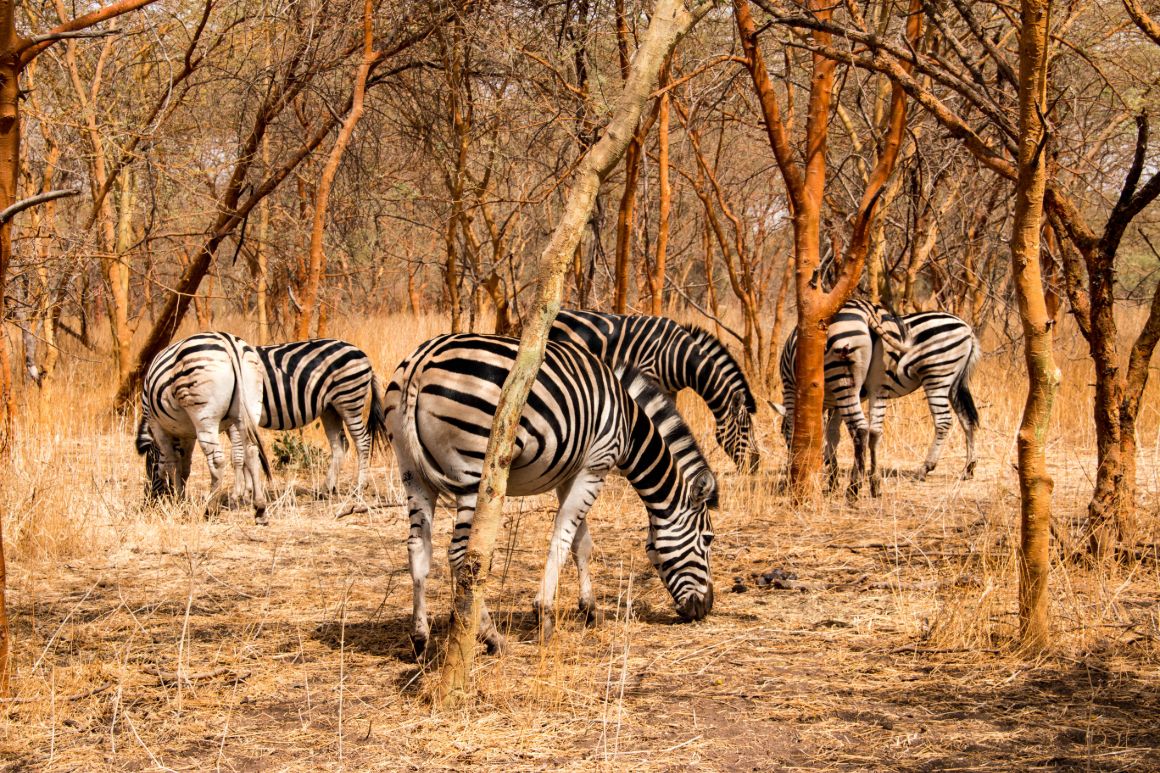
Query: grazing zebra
861 309 981 490
256 339 387 494
551 308 759 473
384 333 718 655
136 331 270 523
777 298 891 495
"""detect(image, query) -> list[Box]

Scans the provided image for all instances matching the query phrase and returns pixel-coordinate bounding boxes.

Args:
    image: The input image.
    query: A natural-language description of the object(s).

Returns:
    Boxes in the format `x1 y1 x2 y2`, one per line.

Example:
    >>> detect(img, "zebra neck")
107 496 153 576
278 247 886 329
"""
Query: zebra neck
619 406 696 513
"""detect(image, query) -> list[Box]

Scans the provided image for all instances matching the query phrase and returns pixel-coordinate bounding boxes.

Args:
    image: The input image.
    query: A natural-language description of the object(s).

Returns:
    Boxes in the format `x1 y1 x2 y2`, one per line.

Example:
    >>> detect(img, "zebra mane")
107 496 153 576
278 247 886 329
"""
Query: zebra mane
614 363 719 509
680 324 757 413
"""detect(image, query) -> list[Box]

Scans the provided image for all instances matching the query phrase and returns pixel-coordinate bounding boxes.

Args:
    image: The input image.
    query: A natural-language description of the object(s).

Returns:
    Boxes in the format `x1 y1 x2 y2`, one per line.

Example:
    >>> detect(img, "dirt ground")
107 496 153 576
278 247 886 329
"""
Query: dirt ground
3 413 1159 771
2 311 1159 770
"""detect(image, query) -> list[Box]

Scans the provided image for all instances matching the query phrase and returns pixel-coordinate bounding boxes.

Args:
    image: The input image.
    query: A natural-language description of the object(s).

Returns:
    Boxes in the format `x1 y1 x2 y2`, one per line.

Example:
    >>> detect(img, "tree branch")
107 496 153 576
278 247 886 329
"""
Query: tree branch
0 189 79 225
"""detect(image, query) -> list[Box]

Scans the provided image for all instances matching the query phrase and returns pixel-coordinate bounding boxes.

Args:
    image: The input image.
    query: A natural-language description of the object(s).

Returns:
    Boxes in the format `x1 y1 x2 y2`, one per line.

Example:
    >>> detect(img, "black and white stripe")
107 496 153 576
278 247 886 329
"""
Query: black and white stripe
778 298 889 493
136 331 270 522
864 310 981 485
256 338 387 493
384 333 718 655
551 309 759 472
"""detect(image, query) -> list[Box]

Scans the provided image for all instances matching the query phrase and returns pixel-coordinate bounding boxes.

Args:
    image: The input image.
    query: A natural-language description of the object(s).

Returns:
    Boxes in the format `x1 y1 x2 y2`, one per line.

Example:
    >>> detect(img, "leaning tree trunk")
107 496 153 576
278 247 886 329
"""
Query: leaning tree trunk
1010 0 1056 652
434 0 710 707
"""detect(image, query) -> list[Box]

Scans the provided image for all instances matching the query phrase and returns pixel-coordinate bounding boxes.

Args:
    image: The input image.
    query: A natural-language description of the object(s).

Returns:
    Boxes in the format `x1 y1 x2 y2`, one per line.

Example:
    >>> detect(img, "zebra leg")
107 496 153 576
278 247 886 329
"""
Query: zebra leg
572 519 597 624
838 407 869 500
448 493 504 656
404 475 436 658
337 404 373 493
919 384 954 480
823 410 842 492
228 424 247 507
867 393 888 498
196 429 227 518
320 408 349 496
953 391 979 480
246 436 269 524
535 474 606 642
153 433 181 499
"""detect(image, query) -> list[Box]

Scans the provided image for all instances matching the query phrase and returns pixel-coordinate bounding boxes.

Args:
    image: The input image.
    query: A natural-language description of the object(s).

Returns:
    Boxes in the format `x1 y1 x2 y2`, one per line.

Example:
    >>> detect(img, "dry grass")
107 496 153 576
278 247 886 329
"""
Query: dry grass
1 310 1158 771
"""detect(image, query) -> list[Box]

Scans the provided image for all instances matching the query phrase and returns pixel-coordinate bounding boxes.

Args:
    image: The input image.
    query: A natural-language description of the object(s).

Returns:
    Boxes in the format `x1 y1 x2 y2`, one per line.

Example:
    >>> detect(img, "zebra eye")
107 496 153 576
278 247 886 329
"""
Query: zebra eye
703 532 714 547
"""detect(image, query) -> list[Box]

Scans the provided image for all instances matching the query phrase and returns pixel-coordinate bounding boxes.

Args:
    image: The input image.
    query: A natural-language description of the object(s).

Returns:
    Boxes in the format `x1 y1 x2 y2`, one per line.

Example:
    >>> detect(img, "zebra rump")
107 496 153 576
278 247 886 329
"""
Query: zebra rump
257 338 389 493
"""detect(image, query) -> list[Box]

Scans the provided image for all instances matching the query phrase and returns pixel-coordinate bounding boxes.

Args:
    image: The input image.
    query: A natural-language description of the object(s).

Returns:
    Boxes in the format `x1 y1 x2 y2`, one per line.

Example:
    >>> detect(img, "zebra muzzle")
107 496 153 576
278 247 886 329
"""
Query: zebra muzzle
676 582 714 621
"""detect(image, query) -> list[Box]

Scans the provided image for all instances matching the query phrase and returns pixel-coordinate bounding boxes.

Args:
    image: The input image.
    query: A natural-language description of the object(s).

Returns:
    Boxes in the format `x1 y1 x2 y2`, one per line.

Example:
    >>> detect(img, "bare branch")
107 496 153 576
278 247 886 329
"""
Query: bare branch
0 188 79 225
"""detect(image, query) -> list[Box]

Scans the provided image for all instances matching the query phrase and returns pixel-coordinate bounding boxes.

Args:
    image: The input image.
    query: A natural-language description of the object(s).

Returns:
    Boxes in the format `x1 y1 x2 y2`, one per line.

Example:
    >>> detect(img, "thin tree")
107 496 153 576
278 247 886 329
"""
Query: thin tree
297 0 381 339
735 0 917 495
433 0 714 707
1009 0 1056 650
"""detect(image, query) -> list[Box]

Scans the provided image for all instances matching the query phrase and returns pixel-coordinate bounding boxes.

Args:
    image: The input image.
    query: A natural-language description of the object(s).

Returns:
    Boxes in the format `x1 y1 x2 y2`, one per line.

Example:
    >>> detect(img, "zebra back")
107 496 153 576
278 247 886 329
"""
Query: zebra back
552 309 758 471
257 339 376 432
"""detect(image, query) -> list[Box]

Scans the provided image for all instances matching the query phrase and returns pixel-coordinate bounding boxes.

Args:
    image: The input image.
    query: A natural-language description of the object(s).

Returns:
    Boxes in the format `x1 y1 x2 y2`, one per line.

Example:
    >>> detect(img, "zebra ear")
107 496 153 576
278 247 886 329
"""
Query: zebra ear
690 468 718 509
765 399 786 417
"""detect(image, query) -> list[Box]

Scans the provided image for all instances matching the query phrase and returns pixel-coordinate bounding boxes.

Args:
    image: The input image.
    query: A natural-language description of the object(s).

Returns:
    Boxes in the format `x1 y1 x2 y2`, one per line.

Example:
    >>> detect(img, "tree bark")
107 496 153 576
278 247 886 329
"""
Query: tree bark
434 0 709 706
1010 0 1056 652
649 66 672 315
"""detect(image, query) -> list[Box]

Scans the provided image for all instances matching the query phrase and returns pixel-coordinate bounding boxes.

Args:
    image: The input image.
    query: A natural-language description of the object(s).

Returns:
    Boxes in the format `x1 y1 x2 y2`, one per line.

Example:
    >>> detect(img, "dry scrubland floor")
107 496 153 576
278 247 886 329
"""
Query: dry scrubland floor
4 421 1160 773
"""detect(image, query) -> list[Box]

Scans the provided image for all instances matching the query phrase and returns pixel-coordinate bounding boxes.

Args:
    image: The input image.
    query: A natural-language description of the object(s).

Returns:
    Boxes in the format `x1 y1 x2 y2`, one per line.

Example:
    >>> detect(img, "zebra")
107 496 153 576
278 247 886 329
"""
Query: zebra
550 308 759 473
136 331 271 523
384 333 718 656
861 309 981 491
777 298 890 495
777 303 981 496
255 338 388 494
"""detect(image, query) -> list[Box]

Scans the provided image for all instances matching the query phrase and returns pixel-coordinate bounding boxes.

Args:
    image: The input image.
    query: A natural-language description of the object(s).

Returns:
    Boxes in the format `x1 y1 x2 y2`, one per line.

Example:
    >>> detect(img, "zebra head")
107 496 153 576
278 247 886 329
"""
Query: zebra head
645 465 718 621
135 417 171 501
716 391 760 473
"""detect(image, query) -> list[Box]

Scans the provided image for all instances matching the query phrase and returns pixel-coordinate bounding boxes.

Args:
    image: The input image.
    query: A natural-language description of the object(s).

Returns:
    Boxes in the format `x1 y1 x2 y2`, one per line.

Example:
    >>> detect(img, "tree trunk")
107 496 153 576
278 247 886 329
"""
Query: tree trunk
1010 0 1056 652
434 0 706 706
764 249 793 394
735 0 914 495
297 1 378 339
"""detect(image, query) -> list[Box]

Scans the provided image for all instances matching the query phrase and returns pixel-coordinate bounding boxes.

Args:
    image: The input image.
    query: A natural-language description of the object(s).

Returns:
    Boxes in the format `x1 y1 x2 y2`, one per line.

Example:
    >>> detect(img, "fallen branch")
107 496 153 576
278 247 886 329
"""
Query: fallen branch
0 681 113 703
143 665 250 684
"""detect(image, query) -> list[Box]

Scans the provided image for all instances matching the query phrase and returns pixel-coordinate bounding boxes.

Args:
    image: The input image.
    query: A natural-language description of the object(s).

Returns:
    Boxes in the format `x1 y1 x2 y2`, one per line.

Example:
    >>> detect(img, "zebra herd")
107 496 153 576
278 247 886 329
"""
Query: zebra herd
135 300 979 645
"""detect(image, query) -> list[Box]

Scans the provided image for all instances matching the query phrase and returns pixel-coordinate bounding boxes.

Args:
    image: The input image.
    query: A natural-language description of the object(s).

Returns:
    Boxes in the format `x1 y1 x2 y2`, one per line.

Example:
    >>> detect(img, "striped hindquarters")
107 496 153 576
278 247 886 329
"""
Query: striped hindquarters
877 312 977 402
257 339 375 431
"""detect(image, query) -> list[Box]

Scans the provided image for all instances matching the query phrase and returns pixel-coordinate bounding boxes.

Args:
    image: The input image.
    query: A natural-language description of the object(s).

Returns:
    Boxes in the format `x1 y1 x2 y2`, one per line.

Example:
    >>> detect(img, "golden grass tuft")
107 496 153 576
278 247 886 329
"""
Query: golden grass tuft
0 308 1157 769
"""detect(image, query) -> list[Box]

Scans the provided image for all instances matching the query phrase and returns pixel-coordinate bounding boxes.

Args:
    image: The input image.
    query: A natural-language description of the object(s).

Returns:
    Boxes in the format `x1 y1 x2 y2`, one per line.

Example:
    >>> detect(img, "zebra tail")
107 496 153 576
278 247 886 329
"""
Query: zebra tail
224 334 272 481
135 415 154 455
866 305 907 351
367 375 389 456
951 334 981 429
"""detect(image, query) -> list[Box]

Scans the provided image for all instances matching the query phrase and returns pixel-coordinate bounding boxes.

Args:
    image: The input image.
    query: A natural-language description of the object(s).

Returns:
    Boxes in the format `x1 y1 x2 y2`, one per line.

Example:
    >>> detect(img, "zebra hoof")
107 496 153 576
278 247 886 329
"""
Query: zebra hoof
870 478 883 498
254 509 269 526
962 462 977 480
578 599 598 625
409 633 429 661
